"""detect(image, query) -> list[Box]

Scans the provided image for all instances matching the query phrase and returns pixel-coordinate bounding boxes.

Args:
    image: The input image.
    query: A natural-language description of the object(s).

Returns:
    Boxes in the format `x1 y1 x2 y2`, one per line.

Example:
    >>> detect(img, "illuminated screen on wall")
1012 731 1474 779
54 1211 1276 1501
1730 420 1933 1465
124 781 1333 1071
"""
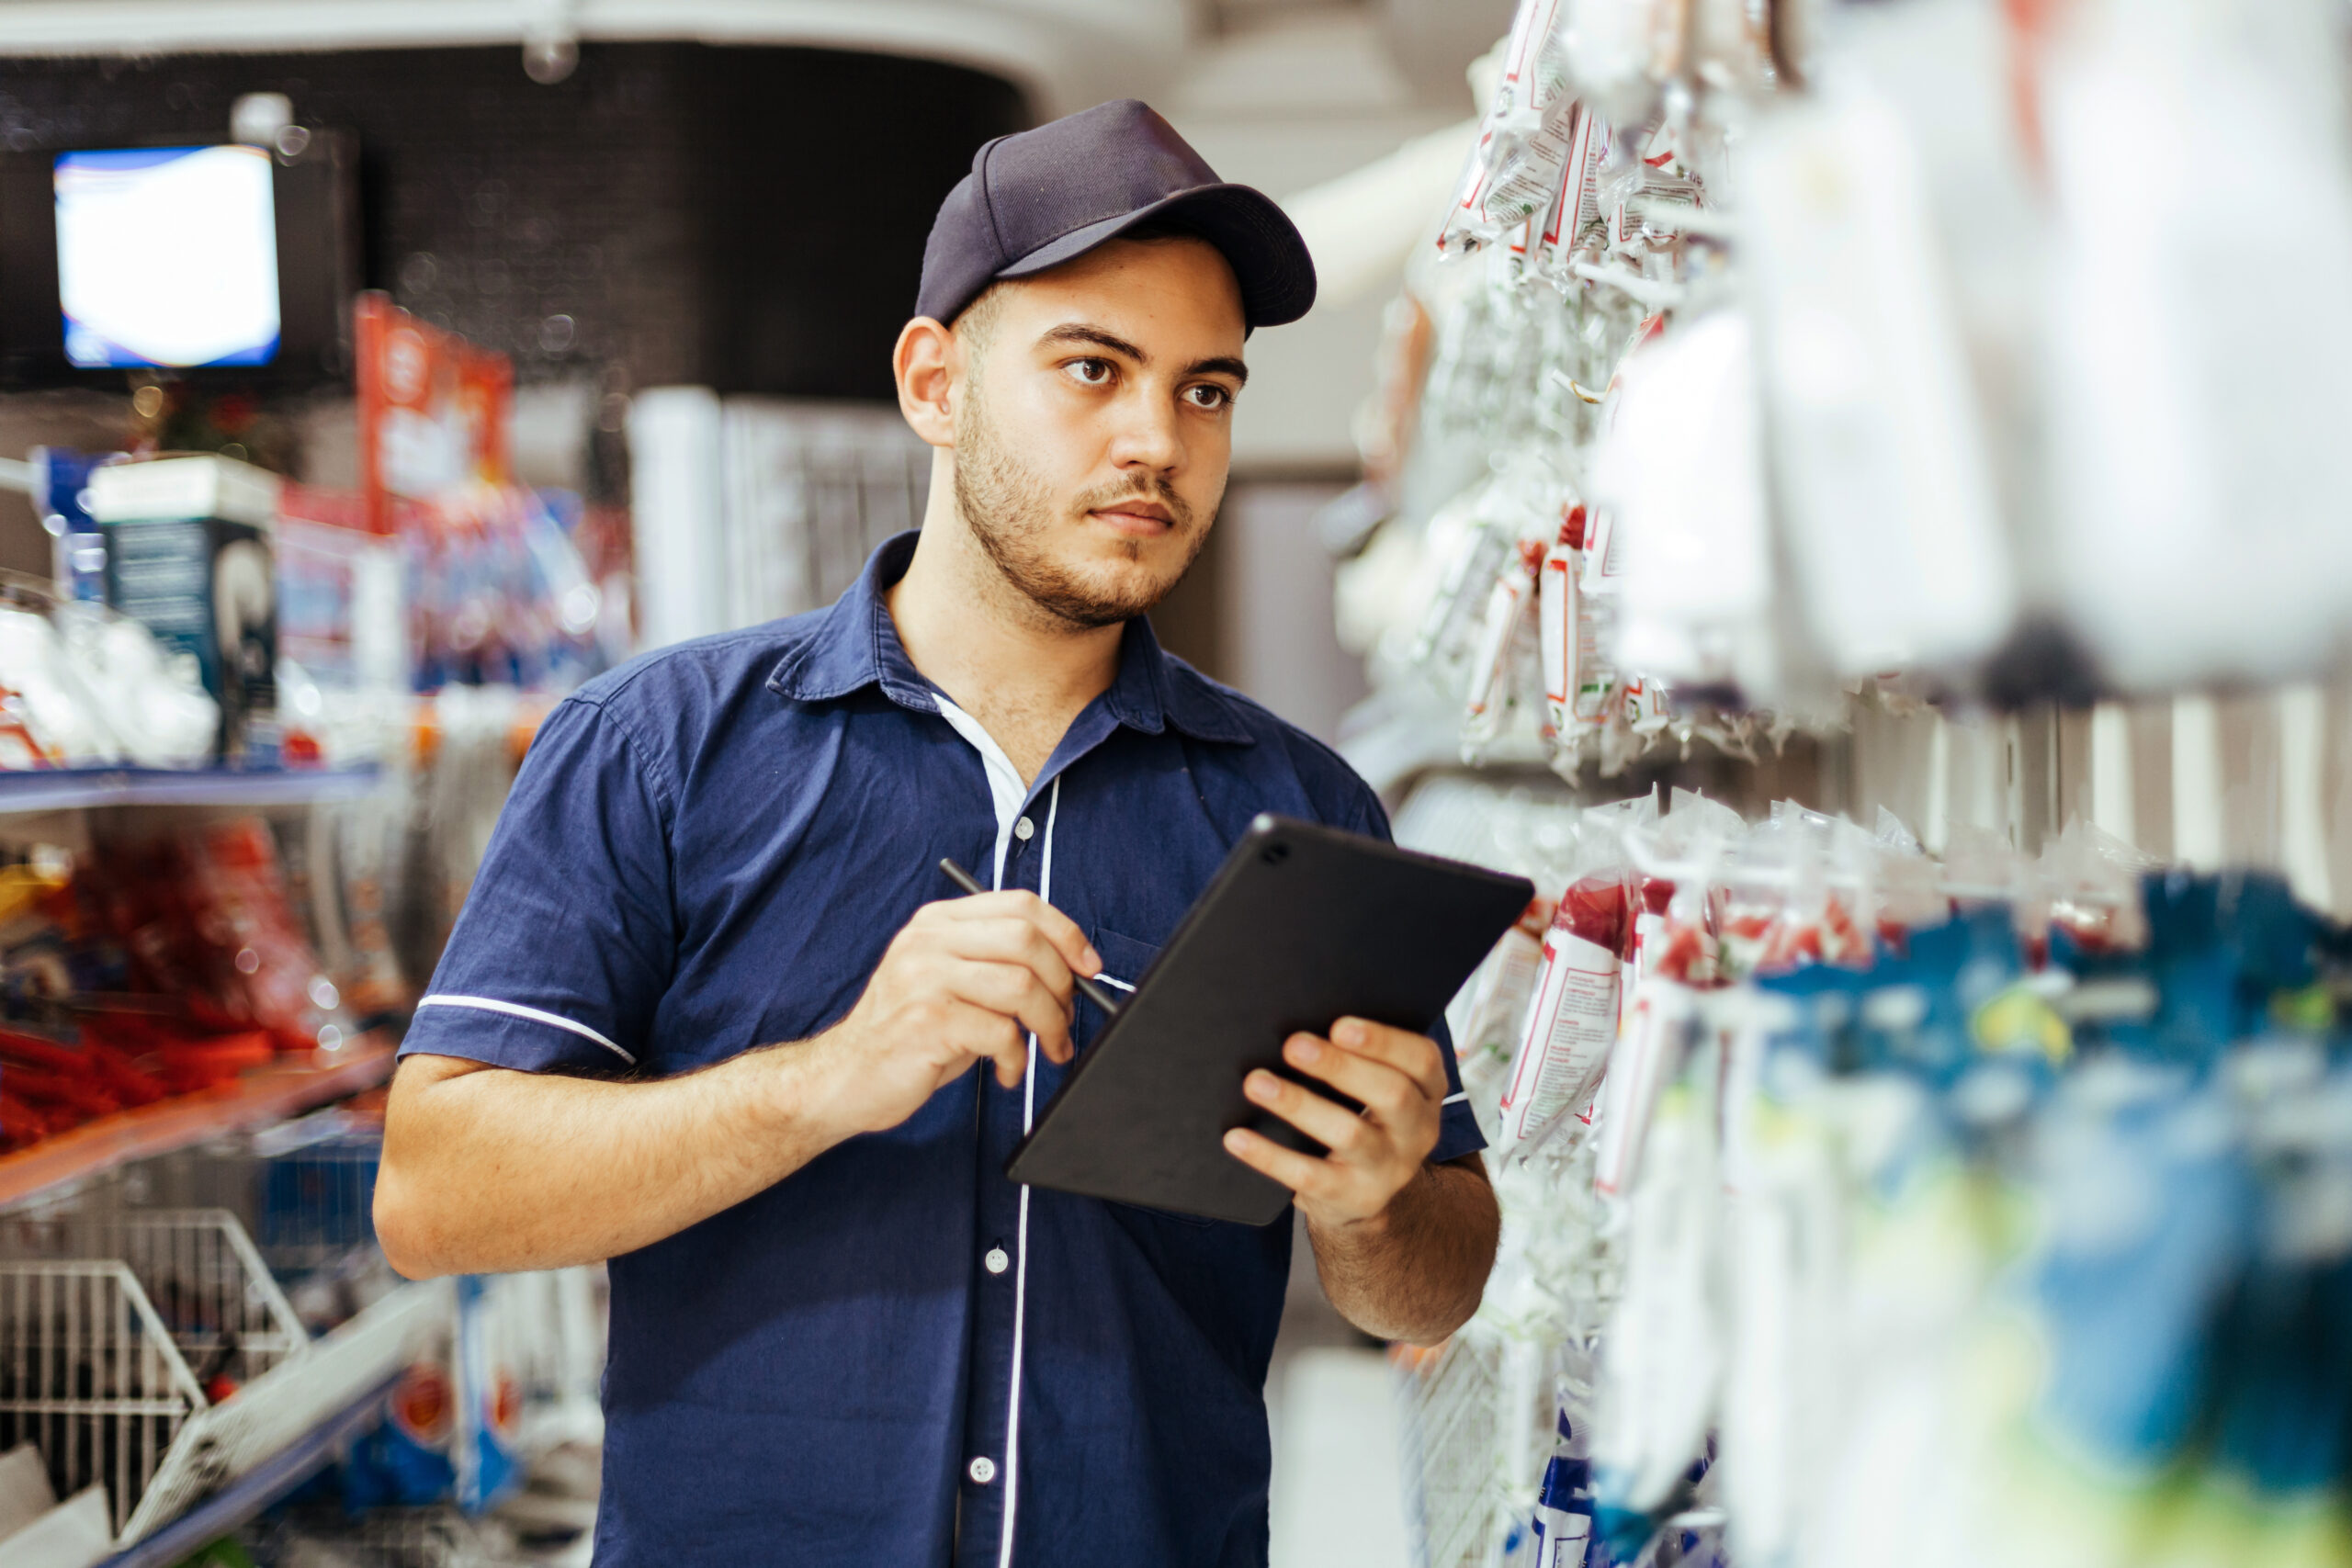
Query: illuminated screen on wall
54 144 282 369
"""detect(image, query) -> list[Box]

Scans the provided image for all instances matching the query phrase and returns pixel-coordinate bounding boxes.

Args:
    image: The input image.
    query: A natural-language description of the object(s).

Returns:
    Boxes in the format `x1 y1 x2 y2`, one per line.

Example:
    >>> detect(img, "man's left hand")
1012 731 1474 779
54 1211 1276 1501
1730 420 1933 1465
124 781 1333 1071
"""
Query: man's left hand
1221 1017 1445 1230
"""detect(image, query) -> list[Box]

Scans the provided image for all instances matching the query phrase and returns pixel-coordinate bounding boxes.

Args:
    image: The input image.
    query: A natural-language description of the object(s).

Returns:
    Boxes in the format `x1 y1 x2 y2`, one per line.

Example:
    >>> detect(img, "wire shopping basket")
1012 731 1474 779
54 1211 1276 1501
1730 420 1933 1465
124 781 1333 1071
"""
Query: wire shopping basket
1395 1336 1511 1568
0 1159 449 1549
0 1258 211 1538
0 1207 310 1388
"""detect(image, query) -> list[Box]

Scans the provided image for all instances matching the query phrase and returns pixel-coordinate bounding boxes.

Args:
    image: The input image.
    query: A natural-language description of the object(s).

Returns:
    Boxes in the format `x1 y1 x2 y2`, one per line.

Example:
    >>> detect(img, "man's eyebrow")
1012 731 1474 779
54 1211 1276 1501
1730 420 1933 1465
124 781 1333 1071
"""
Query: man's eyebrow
1038 323 1147 361
1035 324 1249 386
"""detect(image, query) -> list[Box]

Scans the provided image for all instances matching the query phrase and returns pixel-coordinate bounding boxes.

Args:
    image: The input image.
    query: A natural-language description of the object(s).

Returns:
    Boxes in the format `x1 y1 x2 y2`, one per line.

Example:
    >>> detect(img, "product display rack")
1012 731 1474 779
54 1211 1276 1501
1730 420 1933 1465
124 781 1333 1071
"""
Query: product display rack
0 733 428 1556
0 765 380 816
0 1034 392 1212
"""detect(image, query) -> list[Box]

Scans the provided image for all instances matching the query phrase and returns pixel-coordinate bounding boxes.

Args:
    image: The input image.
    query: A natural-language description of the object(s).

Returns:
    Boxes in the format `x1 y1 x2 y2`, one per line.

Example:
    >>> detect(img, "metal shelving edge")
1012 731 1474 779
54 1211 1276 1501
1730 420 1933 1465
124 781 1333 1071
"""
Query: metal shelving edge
92 1368 404 1568
0 766 383 816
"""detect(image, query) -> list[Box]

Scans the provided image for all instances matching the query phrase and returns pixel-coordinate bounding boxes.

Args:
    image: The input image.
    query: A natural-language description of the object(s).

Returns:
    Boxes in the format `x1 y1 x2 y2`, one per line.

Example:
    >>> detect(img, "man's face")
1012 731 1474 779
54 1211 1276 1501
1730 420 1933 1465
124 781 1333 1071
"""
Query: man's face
951 236 1247 628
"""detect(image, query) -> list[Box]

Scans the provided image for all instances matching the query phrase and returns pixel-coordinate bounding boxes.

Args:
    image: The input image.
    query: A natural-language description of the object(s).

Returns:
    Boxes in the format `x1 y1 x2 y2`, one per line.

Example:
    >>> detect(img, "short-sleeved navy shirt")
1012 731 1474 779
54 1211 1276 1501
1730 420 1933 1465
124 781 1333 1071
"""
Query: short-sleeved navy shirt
399 532 1485 1567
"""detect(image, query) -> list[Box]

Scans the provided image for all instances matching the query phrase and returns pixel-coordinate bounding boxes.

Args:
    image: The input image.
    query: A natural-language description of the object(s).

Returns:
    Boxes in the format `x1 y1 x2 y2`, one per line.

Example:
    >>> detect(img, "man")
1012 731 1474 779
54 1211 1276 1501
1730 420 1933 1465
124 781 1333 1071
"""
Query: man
376 99 1499 1567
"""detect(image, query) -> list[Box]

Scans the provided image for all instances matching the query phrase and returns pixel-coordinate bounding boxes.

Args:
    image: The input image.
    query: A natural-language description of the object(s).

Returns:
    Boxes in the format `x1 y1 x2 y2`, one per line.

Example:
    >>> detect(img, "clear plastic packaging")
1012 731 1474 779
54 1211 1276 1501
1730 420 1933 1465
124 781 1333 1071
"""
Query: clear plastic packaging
1495 794 1659 1165
1442 0 1583 256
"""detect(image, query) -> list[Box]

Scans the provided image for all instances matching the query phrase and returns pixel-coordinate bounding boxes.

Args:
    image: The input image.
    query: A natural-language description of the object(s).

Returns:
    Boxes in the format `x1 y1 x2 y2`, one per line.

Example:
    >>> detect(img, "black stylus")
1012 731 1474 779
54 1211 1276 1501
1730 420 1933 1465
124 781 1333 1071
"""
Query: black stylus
938 857 1123 1017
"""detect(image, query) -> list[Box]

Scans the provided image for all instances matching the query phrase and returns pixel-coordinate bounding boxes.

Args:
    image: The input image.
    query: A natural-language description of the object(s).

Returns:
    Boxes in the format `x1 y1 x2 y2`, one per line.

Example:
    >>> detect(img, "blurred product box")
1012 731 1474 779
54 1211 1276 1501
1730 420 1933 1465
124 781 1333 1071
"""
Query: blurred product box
276 481 406 694
88 454 283 762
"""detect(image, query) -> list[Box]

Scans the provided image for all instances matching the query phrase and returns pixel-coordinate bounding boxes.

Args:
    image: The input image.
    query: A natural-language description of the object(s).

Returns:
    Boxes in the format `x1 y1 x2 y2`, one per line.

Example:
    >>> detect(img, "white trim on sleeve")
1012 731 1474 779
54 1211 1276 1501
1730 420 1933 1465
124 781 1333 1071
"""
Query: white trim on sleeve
413 995 637 1065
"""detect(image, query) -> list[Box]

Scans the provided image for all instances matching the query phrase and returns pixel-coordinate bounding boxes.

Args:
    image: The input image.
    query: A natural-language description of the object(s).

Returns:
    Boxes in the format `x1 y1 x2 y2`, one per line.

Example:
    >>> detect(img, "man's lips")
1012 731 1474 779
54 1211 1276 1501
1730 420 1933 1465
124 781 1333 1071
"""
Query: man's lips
1089 501 1176 534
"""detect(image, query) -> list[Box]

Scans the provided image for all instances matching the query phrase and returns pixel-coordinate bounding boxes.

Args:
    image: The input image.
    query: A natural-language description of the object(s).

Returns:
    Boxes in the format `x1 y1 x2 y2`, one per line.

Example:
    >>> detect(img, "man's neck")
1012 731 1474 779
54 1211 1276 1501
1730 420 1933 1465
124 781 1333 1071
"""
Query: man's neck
886 487 1125 788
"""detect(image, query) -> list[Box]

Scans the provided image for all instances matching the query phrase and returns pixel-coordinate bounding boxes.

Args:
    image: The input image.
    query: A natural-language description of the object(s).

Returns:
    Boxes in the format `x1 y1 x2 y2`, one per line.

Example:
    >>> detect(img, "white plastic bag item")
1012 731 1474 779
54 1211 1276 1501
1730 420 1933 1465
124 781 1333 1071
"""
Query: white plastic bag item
1464 547 1539 735
1561 0 1686 127
2041 0 2352 690
1455 892 1558 1118
0 606 118 763
62 607 220 765
1740 72 2017 678
1592 975 1697 1198
1408 479 1510 668
1596 310 1779 702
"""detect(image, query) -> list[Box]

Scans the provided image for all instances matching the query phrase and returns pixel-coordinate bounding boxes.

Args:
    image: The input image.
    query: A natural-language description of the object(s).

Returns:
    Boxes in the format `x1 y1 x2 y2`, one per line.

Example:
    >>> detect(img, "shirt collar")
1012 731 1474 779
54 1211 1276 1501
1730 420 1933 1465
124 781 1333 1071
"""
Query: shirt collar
766 531 1255 746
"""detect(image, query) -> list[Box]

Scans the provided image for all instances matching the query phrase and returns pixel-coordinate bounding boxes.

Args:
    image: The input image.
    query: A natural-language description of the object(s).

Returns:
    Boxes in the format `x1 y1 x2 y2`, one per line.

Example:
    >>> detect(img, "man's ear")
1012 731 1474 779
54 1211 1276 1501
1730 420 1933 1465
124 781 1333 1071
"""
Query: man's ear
894 317 958 448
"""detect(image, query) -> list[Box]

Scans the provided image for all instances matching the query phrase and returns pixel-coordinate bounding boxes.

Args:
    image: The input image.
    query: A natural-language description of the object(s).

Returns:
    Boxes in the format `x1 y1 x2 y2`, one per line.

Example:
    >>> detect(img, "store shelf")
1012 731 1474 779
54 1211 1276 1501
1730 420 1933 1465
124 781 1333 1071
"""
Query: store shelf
0 765 381 816
93 1367 403 1568
0 1036 395 1211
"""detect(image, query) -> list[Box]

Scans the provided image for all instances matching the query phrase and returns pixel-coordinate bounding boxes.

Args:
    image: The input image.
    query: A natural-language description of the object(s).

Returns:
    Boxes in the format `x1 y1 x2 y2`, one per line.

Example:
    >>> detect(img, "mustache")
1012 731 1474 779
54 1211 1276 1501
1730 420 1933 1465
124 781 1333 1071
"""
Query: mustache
1073 477 1193 530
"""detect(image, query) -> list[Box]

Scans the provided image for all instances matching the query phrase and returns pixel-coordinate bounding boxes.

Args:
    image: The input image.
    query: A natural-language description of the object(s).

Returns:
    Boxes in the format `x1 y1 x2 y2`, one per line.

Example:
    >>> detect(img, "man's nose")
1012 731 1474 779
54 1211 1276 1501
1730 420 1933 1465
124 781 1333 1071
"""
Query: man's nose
1107 389 1184 475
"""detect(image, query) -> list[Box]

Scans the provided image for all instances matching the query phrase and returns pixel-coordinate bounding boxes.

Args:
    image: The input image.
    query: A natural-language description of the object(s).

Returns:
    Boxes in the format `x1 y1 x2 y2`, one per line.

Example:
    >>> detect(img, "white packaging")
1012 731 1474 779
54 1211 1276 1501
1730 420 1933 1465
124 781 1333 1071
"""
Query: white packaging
1596 310 1779 702
1464 549 1539 738
1740 70 2018 678
1494 796 1657 1163
1589 1027 1721 1537
1561 0 1684 128
1592 976 1695 1198
2039 0 2352 690
1498 918 1623 1162
1538 509 1583 737
1442 0 1581 253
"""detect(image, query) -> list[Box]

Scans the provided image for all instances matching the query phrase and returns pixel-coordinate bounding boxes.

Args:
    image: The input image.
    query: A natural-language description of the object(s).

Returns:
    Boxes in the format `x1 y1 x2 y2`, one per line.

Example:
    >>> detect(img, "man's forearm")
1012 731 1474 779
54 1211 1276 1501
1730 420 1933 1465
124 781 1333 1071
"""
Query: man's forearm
376 1043 850 1278
1306 1156 1498 1345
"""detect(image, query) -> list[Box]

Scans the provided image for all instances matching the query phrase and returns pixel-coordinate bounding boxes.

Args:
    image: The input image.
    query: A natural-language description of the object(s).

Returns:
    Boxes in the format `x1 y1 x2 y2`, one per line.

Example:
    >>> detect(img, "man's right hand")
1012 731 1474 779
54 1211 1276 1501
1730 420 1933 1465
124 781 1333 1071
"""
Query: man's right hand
810 890 1102 1137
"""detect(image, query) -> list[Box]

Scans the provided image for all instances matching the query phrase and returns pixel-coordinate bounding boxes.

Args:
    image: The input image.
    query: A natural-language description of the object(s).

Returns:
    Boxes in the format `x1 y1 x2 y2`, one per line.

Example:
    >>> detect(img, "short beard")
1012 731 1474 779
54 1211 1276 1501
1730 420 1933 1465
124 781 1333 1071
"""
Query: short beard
952 393 1207 630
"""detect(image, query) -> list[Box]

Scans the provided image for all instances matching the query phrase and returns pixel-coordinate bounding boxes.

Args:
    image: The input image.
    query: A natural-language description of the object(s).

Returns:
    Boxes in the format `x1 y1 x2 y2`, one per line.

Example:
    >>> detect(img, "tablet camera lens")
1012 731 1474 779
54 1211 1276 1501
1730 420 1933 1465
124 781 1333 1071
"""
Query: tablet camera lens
1261 843 1289 865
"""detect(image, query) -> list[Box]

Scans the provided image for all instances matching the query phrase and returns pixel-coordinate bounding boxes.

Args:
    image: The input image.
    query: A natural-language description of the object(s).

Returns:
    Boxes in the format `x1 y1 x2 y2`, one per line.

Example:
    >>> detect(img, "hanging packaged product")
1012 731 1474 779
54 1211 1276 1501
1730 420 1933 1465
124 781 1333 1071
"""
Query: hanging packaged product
1535 104 1615 279
1598 794 1743 1196
1739 61 2018 680
1539 502 1588 738
1464 535 1549 755
1589 1026 1723 1564
2038 0 2352 691
1458 889 1561 1089
1597 310 1778 705
1442 0 1581 255
1526 1401 1599 1567
1547 503 1624 780
1560 0 1687 130
1495 795 1658 1165
1408 478 1510 670
1593 974 1697 1199
1620 676 1671 737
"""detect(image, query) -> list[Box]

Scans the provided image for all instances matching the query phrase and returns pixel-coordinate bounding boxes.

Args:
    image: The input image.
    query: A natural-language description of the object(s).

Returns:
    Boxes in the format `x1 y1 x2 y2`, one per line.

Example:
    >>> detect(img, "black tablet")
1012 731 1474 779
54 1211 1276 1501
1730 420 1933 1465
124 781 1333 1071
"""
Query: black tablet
1005 813 1534 1225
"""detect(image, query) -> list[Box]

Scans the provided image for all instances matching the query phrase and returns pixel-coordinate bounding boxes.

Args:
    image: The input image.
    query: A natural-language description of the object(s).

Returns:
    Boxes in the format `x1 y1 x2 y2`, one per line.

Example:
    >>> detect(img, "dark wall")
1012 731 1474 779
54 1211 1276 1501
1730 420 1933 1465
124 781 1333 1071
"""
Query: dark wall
0 44 1028 396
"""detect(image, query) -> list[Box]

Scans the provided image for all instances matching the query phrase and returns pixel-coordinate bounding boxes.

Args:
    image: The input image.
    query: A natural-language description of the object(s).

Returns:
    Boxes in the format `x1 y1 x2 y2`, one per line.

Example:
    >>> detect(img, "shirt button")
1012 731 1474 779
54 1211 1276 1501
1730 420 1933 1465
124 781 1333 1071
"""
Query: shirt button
1013 816 1035 841
984 1247 1010 1275
968 1456 997 1485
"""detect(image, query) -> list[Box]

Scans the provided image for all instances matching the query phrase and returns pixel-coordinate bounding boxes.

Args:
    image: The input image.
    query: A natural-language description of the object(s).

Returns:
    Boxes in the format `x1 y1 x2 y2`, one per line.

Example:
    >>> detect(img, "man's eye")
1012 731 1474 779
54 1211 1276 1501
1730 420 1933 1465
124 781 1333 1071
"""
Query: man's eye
1066 358 1114 386
1185 384 1232 410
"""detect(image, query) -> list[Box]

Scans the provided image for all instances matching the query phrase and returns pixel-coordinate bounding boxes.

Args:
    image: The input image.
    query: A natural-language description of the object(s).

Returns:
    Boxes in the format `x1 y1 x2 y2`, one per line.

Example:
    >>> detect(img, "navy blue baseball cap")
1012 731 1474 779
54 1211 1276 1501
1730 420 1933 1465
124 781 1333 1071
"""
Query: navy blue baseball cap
916 99 1317 332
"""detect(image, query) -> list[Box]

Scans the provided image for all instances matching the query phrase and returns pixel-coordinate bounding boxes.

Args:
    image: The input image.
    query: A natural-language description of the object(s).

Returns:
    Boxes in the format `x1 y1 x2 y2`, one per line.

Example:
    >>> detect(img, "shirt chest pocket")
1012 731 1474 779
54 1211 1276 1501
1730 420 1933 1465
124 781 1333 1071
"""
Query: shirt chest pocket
1083 926 1219 1230
1080 926 1161 1046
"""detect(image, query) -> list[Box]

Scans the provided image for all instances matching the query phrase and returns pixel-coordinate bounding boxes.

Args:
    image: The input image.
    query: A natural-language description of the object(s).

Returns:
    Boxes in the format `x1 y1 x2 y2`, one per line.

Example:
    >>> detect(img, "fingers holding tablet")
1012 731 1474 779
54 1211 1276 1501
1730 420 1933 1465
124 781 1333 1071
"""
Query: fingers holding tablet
1224 1018 1446 1228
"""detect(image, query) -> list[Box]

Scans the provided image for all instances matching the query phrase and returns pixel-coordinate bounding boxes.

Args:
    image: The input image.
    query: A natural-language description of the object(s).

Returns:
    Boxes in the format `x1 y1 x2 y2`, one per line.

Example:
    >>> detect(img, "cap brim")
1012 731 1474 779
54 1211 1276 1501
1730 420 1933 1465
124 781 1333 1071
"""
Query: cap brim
994 183 1317 330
